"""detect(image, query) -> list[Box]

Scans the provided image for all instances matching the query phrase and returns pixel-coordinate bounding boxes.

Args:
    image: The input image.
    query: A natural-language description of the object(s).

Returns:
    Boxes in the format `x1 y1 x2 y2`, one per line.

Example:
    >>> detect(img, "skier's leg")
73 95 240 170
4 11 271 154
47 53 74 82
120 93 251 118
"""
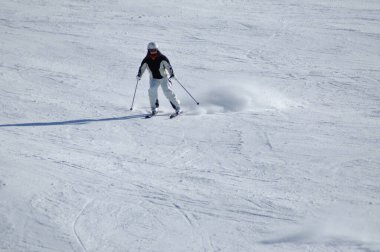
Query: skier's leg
155 99 159 108
148 78 160 111
161 78 180 111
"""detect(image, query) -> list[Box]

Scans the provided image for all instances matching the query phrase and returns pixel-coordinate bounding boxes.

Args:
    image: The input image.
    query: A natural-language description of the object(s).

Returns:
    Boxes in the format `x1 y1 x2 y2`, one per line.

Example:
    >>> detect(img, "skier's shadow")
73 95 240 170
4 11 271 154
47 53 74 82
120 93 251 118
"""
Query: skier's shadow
0 114 146 128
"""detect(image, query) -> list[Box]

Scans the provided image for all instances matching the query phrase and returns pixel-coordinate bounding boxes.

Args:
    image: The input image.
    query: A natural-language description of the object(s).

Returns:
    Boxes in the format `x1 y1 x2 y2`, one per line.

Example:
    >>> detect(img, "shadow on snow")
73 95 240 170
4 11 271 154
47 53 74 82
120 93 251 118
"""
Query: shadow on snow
0 114 147 127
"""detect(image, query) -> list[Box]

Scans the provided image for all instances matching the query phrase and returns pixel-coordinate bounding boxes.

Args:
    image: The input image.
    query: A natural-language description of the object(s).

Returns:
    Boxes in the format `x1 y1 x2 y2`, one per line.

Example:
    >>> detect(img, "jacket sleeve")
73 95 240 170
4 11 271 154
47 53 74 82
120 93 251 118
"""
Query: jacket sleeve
162 59 174 77
137 59 148 77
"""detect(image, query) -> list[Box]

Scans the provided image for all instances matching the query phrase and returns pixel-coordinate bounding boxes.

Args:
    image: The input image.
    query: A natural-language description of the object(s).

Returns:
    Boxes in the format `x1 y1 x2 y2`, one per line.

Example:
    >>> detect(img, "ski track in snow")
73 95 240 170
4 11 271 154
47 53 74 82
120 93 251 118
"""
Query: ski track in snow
73 200 93 252
1 0 380 251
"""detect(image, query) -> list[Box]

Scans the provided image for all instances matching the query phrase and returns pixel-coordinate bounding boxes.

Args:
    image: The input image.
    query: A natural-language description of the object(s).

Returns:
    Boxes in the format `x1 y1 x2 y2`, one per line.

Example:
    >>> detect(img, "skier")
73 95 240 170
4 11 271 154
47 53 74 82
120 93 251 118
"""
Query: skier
136 42 181 117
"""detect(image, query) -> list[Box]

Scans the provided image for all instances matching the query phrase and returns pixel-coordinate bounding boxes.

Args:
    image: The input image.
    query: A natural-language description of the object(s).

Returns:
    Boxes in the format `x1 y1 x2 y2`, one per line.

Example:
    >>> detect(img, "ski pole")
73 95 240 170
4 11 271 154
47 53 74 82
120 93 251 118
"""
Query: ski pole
171 77 200 105
130 79 139 110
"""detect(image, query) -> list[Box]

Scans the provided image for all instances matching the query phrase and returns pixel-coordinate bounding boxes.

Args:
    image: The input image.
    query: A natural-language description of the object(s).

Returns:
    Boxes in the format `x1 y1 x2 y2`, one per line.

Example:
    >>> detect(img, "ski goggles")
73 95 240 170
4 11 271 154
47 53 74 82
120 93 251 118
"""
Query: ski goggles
148 49 158 54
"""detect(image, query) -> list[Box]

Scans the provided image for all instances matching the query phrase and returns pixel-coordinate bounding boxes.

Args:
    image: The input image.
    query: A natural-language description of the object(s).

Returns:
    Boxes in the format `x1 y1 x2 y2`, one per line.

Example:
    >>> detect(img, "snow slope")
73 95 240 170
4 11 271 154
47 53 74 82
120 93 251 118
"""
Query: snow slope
1 0 380 251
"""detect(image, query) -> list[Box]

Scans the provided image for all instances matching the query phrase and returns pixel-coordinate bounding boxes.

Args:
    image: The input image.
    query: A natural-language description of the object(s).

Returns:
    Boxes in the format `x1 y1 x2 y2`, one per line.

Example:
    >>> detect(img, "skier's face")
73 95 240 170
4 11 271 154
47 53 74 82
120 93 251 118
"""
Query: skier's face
149 49 158 59
149 49 157 55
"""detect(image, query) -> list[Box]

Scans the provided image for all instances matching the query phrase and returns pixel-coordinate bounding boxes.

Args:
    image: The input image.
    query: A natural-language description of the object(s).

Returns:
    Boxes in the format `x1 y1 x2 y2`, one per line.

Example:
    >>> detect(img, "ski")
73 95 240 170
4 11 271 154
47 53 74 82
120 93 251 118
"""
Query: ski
143 109 160 119
144 114 155 119
169 111 183 119
143 111 182 119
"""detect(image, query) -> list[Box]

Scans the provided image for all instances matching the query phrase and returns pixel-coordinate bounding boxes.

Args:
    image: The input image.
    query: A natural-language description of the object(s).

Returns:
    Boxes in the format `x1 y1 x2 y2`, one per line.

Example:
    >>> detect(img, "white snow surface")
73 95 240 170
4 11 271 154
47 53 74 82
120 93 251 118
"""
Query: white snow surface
1 0 380 251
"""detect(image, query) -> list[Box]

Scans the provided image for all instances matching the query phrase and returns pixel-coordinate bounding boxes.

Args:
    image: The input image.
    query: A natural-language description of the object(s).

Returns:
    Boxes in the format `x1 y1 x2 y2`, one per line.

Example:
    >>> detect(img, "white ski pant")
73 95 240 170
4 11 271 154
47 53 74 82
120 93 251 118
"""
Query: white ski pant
149 77 180 110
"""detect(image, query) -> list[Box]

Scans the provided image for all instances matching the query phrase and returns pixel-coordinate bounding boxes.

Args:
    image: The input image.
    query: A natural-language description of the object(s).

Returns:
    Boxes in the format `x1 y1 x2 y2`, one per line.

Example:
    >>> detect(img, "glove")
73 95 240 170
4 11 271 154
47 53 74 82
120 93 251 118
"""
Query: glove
169 73 175 80
136 75 141 81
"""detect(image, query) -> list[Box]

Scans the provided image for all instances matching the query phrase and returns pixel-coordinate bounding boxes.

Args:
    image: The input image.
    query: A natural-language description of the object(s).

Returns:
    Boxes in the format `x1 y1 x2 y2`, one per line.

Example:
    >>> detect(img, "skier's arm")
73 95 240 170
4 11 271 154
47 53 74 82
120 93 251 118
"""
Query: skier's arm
137 60 148 78
162 60 174 78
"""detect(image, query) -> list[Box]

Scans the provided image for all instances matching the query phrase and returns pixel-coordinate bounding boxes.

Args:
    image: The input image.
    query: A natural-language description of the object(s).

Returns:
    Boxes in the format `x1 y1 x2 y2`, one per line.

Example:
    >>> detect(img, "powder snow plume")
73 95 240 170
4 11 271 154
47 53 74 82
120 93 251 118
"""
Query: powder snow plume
183 78 298 114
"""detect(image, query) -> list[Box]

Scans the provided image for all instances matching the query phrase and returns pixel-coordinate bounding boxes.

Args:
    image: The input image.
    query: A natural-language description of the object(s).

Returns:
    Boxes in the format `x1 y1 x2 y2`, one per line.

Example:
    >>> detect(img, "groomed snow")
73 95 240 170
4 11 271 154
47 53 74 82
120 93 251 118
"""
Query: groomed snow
1 0 380 251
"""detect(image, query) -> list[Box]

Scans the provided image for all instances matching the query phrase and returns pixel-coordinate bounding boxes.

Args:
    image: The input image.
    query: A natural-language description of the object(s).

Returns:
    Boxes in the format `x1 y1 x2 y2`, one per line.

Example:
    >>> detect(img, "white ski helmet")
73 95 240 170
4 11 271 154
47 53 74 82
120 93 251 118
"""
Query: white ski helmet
147 42 158 50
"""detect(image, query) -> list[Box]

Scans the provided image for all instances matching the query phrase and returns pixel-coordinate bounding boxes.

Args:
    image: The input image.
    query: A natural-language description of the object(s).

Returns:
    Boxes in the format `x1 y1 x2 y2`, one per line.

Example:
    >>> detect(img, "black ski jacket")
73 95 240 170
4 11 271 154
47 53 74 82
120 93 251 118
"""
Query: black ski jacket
137 51 174 79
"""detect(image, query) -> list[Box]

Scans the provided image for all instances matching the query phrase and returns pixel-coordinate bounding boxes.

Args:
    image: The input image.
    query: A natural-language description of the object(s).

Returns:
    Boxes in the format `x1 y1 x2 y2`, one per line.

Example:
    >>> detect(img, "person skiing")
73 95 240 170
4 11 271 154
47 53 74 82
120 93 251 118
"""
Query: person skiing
136 42 181 117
